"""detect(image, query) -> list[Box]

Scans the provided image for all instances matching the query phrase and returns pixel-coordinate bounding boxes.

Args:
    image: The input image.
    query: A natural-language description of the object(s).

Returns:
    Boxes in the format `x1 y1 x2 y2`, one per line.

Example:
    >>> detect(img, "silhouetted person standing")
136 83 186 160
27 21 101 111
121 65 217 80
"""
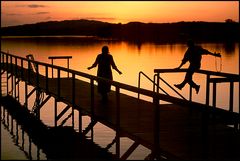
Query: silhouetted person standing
174 40 221 94
88 46 122 101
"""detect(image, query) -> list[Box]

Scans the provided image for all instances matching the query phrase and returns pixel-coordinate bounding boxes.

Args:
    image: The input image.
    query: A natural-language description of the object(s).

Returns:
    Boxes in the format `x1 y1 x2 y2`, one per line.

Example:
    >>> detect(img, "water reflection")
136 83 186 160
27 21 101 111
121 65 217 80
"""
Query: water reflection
1 96 113 160
1 106 45 160
223 42 236 55
1 36 237 56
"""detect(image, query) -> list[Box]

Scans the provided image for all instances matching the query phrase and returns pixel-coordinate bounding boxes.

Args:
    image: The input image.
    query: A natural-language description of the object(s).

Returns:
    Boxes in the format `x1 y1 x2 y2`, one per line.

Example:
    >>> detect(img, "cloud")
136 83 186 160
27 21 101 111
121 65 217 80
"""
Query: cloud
28 4 46 8
77 17 116 21
6 13 22 16
16 4 47 8
34 12 49 15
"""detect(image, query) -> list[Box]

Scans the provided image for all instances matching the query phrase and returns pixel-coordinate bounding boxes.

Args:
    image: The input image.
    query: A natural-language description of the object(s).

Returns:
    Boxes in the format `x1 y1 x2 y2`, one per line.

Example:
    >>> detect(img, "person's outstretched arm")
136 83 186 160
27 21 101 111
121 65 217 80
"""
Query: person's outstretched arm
208 52 221 57
110 56 122 75
113 66 122 75
201 48 221 57
175 50 189 69
87 56 99 70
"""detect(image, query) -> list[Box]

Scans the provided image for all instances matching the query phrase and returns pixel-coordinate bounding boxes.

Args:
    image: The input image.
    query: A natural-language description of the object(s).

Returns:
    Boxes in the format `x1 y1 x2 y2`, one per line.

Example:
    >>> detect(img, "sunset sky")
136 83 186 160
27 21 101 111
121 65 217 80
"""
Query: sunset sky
1 1 239 27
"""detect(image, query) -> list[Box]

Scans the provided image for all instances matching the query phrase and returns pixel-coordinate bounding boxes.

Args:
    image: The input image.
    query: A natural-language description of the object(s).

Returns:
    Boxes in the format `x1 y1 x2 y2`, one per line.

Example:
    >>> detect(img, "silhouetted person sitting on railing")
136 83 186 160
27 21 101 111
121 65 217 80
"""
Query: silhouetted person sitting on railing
88 46 122 102
174 39 221 94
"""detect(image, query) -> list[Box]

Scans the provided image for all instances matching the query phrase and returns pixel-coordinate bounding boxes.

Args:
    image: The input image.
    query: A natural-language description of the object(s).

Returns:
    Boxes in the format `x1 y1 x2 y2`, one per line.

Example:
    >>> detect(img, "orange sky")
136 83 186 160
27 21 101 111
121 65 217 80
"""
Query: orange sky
1 1 239 27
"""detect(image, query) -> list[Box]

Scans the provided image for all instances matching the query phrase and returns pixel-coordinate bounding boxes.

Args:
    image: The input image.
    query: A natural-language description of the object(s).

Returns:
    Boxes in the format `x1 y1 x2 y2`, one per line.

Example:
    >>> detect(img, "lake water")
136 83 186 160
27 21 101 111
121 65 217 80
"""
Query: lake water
1 36 239 160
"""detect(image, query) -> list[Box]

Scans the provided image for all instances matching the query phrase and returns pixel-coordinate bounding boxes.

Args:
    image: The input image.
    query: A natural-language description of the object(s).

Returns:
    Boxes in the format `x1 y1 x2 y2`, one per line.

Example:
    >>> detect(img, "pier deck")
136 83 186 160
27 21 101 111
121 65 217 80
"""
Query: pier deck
1 52 240 160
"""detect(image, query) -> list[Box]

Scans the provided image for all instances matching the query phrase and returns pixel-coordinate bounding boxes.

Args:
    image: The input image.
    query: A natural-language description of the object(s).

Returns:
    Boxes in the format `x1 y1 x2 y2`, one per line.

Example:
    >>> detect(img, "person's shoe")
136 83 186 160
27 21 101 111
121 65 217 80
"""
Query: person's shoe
174 84 183 90
195 85 200 94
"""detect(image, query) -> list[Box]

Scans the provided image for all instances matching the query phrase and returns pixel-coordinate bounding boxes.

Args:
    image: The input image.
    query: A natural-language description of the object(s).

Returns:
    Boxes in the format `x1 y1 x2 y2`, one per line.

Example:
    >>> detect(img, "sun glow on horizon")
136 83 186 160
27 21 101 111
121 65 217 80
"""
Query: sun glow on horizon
1 1 239 27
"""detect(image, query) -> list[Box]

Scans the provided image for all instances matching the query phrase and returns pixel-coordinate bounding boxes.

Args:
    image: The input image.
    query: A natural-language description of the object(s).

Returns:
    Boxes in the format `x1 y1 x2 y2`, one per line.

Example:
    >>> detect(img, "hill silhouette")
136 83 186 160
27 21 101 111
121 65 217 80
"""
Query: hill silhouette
1 19 239 43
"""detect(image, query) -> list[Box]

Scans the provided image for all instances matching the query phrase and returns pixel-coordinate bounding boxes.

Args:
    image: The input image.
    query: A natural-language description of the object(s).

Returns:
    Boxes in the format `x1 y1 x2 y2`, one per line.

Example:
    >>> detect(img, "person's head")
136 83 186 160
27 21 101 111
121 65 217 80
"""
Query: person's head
102 46 109 54
187 39 195 47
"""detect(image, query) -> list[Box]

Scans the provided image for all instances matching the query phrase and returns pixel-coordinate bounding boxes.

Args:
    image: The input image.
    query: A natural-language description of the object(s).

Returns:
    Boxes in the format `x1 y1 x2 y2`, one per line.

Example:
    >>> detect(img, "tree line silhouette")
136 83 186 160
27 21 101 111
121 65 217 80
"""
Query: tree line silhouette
1 19 239 43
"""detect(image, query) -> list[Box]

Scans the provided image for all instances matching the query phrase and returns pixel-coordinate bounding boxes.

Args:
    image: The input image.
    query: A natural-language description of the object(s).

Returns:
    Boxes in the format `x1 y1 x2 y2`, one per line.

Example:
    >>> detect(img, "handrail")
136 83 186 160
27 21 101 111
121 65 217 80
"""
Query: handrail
155 74 187 100
154 68 240 113
1 51 239 112
138 71 169 99
154 68 239 79
48 56 72 78
209 77 240 83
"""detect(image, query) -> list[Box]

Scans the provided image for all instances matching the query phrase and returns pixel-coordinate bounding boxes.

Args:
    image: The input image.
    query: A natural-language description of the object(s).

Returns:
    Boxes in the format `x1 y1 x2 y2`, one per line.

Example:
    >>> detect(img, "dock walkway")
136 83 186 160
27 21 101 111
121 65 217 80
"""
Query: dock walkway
1 51 240 160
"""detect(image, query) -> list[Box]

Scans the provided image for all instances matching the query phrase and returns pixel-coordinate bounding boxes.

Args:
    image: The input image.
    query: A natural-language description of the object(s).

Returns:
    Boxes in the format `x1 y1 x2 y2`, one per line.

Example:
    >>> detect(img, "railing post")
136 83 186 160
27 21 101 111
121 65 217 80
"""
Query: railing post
67 58 70 78
57 68 60 98
6 55 9 95
10 56 13 97
45 66 49 93
51 59 53 78
90 79 95 140
229 81 234 112
27 59 31 84
72 73 76 128
153 92 160 159
54 98 57 127
212 81 217 122
0 52 2 98
25 81 28 108
156 73 160 104
116 86 120 159
205 74 210 106
14 57 17 99
35 63 40 119
153 74 158 94
189 86 192 101
212 82 217 108
36 64 39 89
138 72 141 99
79 109 82 133
21 59 24 79
0 53 2 97
90 79 94 116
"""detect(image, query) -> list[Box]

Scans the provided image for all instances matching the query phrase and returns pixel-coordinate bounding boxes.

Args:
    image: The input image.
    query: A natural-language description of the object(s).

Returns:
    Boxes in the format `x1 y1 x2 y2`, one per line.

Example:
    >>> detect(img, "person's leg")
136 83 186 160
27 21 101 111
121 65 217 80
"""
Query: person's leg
186 68 200 94
174 71 190 90
188 79 200 94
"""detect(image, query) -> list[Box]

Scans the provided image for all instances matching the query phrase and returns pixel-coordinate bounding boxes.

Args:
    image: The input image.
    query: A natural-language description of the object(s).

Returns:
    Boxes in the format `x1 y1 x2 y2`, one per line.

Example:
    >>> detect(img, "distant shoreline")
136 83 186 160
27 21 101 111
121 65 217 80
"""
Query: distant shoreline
1 19 239 43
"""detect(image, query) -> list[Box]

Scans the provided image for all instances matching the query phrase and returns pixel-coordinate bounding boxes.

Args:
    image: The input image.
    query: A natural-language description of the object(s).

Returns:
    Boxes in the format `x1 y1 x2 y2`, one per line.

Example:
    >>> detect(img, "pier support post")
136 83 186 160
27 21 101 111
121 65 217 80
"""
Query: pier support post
72 73 76 129
153 93 160 160
90 79 95 140
54 98 58 127
25 82 28 108
78 110 82 133
229 82 234 112
205 74 210 106
72 107 74 129
189 86 192 101
116 86 120 159
0 52 2 98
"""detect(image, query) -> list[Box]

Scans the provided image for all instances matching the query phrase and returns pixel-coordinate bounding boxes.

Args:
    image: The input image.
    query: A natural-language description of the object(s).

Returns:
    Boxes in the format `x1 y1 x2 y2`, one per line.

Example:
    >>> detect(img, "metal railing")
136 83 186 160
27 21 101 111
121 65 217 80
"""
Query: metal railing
48 56 72 78
1 51 239 159
138 71 187 101
154 68 240 112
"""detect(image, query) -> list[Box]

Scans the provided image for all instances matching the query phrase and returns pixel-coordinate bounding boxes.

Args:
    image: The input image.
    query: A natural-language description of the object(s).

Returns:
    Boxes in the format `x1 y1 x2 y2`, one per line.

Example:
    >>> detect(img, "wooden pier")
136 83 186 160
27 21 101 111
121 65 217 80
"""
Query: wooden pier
1 51 240 160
